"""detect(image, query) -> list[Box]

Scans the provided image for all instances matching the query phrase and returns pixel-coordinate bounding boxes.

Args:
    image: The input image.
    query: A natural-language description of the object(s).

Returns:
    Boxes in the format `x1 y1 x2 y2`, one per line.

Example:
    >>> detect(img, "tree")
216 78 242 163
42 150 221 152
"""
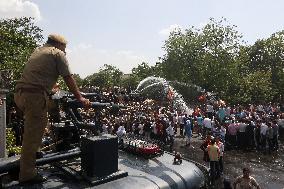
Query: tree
0 17 43 90
160 18 243 101
238 71 275 104
160 27 195 82
73 74 84 87
247 31 284 100
120 74 139 91
198 18 243 95
84 64 123 89
54 74 83 91
131 62 155 80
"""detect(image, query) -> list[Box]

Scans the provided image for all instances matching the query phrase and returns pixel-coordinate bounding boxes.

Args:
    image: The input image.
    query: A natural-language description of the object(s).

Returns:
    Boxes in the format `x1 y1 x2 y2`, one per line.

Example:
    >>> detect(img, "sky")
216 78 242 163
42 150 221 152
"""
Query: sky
1 0 284 78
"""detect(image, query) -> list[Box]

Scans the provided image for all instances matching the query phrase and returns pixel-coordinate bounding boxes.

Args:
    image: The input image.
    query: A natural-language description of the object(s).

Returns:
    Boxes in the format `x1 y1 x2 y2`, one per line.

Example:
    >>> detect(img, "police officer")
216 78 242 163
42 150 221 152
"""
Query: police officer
14 34 91 185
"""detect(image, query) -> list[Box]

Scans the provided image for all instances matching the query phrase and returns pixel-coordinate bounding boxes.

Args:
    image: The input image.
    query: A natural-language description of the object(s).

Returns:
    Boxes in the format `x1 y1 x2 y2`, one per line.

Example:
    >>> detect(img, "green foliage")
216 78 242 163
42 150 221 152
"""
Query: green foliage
2 17 281 105
246 31 284 100
57 76 68 90
84 64 123 88
157 17 284 104
161 18 242 93
73 73 84 87
120 74 139 91
238 71 275 103
80 19 284 105
0 17 43 90
277 71 284 102
55 74 83 91
198 18 242 94
6 128 21 155
131 62 155 81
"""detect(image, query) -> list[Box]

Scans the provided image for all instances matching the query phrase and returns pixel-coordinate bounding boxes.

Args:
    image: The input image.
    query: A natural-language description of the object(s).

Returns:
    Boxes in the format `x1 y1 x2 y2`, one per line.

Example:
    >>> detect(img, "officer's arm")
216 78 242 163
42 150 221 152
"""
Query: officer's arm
63 75 82 100
63 75 90 107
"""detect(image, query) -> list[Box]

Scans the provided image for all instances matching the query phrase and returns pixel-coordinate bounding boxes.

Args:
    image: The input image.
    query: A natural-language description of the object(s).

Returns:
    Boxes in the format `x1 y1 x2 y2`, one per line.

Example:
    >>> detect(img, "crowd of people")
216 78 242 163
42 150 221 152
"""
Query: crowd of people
65 88 284 155
63 86 186 152
8 84 284 188
66 87 284 188
6 33 282 188
198 102 284 153
190 102 284 187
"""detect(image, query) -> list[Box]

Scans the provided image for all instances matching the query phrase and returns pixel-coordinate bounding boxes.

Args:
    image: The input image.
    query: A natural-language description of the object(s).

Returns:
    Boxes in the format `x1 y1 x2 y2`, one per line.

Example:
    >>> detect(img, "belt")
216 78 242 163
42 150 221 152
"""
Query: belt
16 88 46 94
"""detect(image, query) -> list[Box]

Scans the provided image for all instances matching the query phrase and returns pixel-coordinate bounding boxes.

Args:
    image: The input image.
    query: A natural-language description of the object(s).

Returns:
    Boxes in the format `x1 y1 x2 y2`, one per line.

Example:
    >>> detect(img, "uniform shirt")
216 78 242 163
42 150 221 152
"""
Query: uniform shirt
16 44 71 92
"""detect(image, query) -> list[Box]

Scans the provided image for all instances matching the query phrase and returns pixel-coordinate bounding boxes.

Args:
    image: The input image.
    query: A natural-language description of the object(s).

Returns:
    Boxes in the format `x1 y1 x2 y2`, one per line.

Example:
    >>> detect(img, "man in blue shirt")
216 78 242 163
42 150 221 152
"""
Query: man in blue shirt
184 116 192 146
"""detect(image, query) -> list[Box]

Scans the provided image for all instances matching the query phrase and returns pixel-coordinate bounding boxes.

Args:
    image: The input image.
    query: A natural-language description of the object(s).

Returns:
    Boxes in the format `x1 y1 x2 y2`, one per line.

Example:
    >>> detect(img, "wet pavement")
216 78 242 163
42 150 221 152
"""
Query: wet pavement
173 134 284 189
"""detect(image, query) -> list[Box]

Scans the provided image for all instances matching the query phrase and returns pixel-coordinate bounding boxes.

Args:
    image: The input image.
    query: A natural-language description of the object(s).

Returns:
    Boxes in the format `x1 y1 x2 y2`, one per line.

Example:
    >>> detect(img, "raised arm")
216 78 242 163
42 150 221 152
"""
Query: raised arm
63 75 90 107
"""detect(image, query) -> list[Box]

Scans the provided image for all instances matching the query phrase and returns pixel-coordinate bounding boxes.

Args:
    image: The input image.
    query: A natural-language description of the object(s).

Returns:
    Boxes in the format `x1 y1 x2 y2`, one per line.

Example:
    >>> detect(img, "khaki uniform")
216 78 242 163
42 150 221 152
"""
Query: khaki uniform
14 44 71 182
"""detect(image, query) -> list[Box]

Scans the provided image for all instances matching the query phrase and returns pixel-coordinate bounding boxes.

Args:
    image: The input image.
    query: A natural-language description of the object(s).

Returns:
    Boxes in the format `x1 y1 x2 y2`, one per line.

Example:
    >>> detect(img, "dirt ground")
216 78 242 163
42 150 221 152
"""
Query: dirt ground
173 133 284 189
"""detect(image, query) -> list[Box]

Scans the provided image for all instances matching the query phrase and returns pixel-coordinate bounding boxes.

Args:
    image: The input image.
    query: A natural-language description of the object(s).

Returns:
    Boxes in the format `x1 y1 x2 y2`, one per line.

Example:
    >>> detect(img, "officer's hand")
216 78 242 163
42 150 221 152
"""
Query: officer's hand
79 97 91 108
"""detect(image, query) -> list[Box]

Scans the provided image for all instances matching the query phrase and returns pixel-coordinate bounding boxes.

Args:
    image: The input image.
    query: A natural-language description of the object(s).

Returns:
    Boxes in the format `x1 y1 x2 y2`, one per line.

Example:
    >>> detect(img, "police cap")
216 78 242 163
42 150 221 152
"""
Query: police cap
48 34 67 45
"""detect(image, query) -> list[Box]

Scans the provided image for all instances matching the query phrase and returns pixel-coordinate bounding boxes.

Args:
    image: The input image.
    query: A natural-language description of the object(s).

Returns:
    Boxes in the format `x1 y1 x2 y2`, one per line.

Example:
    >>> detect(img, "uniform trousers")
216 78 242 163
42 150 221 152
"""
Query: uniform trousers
14 90 48 181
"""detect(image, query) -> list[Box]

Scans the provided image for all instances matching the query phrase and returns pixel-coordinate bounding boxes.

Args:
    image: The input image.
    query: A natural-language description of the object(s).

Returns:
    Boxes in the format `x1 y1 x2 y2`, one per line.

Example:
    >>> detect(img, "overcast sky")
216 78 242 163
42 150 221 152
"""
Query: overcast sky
1 0 284 78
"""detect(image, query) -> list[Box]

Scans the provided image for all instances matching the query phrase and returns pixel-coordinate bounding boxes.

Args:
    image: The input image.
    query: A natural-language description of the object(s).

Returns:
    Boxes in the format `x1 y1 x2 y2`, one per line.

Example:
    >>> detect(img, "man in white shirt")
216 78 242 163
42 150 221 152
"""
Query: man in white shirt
178 114 185 136
206 104 214 119
166 122 175 151
203 116 212 136
173 114 178 134
117 125 126 138
257 104 264 113
260 121 268 151
237 120 247 150
117 125 126 146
